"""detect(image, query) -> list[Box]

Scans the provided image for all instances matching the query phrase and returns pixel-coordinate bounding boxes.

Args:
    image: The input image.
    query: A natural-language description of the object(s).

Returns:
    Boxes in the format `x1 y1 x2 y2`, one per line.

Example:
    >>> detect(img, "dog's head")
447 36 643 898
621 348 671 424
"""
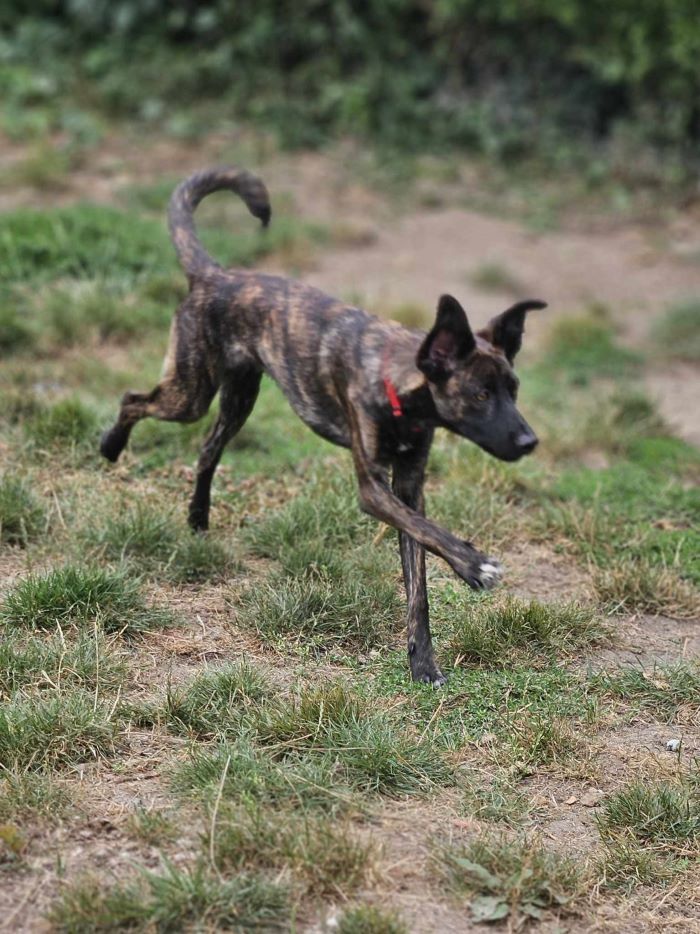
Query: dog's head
417 294 545 461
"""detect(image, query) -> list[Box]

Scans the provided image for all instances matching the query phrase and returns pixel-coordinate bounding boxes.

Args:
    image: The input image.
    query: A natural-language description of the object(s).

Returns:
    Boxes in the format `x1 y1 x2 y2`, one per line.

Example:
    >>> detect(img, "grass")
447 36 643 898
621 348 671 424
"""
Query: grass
438 833 588 924
0 691 119 771
126 807 178 847
597 782 700 852
48 863 289 932
652 300 700 362
541 311 642 385
0 473 46 545
589 663 700 723
448 596 608 666
24 397 98 450
0 630 125 698
470 261 525 295
0 771 73 823
337 906 408 934
162 663 271 739
1 565 172 634
211 803 373 896
233 571 401 656
83 501 236 582
255 683 453 796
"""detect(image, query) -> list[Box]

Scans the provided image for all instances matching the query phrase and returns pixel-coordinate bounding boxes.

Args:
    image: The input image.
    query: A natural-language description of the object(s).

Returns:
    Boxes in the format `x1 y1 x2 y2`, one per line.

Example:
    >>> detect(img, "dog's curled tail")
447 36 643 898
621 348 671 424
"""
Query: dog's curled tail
168 167 271 279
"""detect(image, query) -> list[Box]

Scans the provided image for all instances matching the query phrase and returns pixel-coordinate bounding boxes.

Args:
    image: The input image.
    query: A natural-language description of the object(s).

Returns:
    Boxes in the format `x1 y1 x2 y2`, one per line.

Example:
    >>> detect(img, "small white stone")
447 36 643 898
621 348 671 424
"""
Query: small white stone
666 739 681 752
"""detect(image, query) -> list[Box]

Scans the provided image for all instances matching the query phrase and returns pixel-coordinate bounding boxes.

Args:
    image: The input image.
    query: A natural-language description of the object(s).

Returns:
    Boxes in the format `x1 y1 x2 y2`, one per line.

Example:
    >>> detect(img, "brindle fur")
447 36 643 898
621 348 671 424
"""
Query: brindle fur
101 167 545 685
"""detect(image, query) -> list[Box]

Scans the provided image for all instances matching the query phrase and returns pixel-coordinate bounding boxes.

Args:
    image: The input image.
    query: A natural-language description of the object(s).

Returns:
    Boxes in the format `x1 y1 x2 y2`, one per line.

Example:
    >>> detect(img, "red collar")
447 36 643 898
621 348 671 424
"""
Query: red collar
382 338 403 418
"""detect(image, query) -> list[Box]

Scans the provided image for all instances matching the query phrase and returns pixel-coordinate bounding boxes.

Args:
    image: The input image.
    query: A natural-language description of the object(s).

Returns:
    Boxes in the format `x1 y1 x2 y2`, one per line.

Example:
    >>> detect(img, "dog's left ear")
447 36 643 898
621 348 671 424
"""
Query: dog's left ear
417 295 475 382
479 300 547 363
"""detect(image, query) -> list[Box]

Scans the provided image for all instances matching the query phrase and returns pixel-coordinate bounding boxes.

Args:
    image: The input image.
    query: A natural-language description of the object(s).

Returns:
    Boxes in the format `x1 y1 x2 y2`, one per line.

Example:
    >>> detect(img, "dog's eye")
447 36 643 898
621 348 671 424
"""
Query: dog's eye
475 390 490 403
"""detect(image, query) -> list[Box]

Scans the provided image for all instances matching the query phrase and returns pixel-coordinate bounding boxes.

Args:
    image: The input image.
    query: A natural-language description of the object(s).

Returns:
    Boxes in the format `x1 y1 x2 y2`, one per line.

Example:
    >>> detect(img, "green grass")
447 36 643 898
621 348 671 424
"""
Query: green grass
83 501 236 582
589 663 700 722
652 301 700 362
438 833 588 924
211 803 373 896
597 782 700 852
337 906 408 934
24 397 98 449
162 663 271 739
541 312 642 385
461 777 532 826
448 596 607 666
1 565 173 634
173 739 355 814
470 261 525 295
233 570 401 656
598 838 687 892
0 691 119 771
48 863 289 933
126 807 179 847
0 630 125 698
0 771 73 823
255 682 453 796
0 473 46 545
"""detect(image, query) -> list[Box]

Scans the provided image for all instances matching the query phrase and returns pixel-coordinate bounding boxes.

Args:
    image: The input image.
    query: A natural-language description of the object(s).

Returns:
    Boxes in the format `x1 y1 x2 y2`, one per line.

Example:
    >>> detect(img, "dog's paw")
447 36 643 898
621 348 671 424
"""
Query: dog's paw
410 656 447 688
100 427 127 463
476 557 503 589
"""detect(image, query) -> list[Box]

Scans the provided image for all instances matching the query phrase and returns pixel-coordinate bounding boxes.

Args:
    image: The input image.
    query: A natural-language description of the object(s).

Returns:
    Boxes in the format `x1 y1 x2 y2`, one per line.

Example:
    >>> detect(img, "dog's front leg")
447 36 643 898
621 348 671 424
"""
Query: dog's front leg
346 403 502 589
393 452 446 687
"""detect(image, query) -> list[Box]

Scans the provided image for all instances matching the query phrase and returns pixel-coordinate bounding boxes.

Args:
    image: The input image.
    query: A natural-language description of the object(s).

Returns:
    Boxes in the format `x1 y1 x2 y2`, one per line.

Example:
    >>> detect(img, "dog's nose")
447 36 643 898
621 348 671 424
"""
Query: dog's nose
515 432 538 454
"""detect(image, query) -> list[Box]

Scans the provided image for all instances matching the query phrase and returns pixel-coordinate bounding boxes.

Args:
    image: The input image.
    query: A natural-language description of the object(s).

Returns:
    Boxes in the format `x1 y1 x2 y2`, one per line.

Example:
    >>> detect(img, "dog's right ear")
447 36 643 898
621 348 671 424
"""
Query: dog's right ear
417 295 475 382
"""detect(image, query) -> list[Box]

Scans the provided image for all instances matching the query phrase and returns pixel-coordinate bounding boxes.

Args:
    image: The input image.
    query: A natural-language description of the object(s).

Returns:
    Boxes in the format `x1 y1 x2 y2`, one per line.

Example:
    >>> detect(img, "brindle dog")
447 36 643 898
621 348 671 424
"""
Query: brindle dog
101 167 545 686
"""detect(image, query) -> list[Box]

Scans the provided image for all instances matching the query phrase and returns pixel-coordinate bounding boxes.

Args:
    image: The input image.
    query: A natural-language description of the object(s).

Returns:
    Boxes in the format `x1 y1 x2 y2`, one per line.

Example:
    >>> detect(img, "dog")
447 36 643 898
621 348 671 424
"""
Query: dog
100 167 545 685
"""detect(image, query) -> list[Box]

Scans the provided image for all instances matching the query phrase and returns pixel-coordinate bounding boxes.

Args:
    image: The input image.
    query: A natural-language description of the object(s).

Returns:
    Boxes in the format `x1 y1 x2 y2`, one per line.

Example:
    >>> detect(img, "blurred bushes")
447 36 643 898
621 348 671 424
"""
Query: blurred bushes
2 1 699 178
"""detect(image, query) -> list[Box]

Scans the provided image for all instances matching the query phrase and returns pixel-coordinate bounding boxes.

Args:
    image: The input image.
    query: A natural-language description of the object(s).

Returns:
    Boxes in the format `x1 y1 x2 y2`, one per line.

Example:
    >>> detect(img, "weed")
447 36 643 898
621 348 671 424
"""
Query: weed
1 565 172 634
462 777 532 826
0 299 35 355
234 570 400 655
439 833 587 924
0 691 118 770
163 663 270 739
48 863 289 932
589 663 700 723
0 473 46 545
337 905 408 934
448 596 607 666
652 301 700 362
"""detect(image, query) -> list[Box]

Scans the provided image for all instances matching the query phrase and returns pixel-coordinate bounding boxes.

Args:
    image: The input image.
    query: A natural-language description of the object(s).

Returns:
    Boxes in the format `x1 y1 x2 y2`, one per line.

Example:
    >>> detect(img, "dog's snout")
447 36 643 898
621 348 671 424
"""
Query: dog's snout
515 431 538 454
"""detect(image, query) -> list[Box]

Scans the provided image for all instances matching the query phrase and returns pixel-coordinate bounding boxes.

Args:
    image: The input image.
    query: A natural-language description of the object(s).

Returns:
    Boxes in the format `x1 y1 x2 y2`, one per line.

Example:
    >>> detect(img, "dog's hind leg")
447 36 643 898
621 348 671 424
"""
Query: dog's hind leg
392 449 446 687
188 366 262 531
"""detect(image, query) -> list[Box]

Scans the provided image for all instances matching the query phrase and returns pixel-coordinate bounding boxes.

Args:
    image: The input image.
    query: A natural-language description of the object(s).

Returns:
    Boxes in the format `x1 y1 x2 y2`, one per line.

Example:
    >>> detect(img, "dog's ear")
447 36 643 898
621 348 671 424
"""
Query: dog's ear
479 300 547 363
417 295 475 381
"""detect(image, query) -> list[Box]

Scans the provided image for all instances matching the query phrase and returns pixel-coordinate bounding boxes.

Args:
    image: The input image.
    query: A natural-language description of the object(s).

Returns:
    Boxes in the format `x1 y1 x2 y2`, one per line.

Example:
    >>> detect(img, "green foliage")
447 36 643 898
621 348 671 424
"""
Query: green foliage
47 863 289 933
439 833 587 924
1 565 172 634
448 596 607 666
5 2 700 176
542 314 641 385
589 663 700 722
0 771 73 822
652 300 700 362
338 906 408 934
24 397 97 448
0 691 118 771
0 473 46 545
597 782 700 850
